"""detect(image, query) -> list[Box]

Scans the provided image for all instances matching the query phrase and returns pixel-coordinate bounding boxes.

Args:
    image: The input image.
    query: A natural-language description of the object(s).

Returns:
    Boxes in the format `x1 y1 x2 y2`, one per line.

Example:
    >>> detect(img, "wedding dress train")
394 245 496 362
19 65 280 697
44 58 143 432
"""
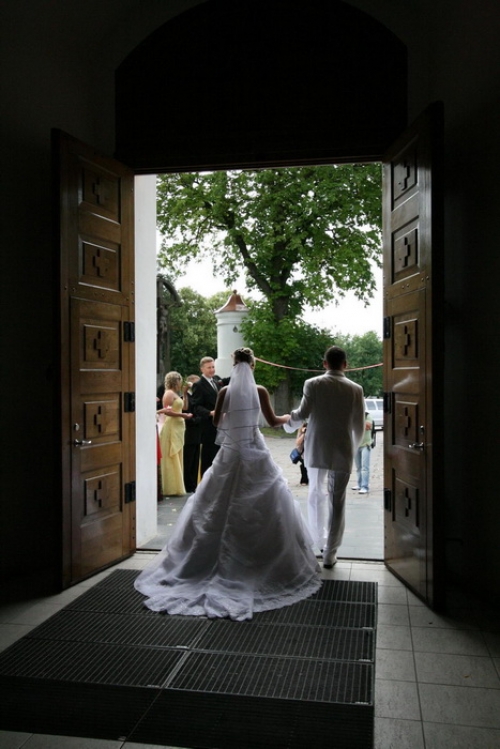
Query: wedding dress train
135 362 321 621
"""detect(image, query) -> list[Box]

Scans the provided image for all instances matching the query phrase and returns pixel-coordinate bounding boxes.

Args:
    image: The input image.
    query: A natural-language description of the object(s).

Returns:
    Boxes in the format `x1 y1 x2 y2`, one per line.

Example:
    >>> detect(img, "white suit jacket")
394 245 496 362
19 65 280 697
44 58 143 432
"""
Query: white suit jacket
289 369 365 473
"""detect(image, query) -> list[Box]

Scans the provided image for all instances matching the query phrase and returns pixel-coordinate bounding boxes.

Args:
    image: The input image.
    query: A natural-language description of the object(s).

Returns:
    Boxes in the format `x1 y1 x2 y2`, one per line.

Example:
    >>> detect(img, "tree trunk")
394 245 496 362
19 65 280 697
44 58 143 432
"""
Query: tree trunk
274 375 292 414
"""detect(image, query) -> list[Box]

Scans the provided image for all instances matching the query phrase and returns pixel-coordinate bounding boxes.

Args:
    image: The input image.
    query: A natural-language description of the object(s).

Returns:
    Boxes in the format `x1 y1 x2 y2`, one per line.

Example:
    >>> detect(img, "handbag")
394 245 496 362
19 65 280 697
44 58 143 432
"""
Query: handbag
289 447 302 464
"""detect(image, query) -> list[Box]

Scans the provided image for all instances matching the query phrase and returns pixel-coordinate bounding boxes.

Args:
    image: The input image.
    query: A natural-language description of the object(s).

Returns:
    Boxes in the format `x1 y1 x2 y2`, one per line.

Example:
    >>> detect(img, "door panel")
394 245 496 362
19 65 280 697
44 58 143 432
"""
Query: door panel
385 289 426 595
383 104 444 609
56 131 136 586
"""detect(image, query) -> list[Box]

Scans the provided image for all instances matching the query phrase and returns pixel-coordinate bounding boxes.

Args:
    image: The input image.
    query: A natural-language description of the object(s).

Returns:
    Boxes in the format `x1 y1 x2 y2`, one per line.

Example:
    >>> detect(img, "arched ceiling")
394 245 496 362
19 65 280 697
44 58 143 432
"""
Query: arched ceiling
115 0 407 171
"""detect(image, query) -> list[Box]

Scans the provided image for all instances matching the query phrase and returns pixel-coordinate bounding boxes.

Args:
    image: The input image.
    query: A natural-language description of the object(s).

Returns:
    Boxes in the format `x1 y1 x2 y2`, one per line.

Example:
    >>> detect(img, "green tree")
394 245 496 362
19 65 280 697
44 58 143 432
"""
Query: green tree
168 288 228 376
157 164 382 408
334 330 383 396
241 300 333 396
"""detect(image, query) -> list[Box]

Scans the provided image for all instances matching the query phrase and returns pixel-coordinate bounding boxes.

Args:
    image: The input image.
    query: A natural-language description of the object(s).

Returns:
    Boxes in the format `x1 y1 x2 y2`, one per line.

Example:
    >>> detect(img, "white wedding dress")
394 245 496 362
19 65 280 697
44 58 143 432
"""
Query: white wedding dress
135 362 321 621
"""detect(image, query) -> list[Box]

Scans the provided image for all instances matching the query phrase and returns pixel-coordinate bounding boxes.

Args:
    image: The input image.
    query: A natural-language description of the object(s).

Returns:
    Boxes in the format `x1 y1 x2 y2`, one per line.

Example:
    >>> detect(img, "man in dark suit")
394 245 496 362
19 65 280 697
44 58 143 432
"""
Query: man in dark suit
191 357 222 476
182 374 202 492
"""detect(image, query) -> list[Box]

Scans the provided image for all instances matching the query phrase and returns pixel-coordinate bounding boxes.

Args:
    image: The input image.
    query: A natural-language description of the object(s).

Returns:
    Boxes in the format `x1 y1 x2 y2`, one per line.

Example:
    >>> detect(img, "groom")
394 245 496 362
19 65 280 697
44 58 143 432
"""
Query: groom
288 346 365 568
191 356 225 476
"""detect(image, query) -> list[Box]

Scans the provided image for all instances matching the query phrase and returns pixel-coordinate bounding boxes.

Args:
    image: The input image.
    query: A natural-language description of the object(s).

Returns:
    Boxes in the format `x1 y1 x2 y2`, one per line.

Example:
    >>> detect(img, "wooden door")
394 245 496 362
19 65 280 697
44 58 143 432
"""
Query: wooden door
56 131 136 586
382 103 444 609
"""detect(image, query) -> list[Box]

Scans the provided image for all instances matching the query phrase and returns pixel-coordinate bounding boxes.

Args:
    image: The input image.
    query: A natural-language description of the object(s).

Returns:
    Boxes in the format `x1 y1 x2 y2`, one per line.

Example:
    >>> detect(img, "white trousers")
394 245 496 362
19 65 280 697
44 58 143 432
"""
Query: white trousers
307 467 350 563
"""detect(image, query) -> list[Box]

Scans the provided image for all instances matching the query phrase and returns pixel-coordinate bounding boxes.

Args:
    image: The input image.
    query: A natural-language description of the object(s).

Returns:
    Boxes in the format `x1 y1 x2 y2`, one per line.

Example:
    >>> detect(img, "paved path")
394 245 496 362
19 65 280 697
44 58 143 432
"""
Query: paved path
143 430 384 561
265 429 384 560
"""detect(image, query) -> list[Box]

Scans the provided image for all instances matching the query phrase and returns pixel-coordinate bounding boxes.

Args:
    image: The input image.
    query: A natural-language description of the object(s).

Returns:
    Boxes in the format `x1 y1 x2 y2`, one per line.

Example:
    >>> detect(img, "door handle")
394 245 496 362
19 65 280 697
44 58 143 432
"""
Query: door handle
73 439 92 446
408 442 424 450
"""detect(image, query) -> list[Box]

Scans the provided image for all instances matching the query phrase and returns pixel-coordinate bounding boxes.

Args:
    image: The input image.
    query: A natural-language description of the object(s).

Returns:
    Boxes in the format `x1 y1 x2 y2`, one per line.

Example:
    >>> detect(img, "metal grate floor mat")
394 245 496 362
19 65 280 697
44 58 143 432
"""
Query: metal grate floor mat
0 570 377 749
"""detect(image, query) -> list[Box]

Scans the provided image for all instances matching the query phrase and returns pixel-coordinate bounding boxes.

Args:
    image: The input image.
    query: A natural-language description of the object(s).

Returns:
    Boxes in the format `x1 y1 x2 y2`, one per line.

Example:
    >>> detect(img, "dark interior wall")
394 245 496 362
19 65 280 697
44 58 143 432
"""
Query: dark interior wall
1 8 107 586
115 0 408 170
2 0 500 602
0 0 209 588
424 0 500 596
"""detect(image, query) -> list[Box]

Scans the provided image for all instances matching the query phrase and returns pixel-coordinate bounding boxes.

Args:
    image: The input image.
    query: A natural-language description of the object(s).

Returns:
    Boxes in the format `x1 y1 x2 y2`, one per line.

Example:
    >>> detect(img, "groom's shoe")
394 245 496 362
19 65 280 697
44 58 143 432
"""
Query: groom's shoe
323 555 337 569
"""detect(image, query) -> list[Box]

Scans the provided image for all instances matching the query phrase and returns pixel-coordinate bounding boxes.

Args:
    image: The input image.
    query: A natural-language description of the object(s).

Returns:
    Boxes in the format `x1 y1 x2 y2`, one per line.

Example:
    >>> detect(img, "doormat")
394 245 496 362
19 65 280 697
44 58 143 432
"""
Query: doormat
0 569 377 749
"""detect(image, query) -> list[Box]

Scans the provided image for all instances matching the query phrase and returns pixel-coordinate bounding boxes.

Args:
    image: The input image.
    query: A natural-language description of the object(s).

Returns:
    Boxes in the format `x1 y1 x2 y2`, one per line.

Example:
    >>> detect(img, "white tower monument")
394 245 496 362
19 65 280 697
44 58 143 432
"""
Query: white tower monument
214 290 249 378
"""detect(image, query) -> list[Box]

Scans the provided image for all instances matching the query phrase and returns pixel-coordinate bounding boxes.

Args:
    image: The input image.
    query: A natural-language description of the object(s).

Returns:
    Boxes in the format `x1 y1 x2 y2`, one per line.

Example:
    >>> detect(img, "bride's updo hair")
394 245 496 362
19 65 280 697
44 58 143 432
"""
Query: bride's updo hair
232 347 255 366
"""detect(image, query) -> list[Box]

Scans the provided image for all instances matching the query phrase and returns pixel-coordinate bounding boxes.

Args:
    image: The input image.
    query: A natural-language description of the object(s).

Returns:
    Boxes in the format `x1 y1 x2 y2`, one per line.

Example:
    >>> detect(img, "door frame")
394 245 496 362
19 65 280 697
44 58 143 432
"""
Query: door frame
58 114 443 604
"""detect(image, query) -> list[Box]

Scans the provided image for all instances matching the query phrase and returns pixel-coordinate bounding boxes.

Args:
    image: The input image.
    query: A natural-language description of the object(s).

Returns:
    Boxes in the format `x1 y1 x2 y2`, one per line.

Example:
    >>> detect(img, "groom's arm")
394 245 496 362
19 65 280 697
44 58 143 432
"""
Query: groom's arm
289 380 313 429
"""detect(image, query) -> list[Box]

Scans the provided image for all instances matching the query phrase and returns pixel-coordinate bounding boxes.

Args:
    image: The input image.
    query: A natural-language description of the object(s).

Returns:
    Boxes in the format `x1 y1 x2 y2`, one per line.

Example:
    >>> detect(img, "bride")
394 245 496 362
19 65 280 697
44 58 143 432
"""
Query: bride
134 347 321 621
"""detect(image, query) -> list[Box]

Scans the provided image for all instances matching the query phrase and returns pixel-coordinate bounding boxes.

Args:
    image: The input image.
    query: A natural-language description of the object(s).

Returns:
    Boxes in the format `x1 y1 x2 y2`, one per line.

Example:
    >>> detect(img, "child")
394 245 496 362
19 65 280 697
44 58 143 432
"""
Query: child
296 423 309 485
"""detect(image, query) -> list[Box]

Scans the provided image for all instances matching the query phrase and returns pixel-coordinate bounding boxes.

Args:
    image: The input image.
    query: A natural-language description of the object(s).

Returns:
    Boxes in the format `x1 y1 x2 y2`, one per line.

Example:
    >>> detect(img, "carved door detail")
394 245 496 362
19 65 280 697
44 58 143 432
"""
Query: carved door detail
56 131 135 586
383 104 444 608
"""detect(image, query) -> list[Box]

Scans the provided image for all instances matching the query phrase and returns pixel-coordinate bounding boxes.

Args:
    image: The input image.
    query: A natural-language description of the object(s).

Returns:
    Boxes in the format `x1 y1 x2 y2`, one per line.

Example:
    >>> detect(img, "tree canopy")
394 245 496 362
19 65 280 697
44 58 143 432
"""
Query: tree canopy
167 288 228 377
243 309 383 398
157 165 381 317
161 284 383 404
240 300 334 394
157 164 382 407
334 330 383 396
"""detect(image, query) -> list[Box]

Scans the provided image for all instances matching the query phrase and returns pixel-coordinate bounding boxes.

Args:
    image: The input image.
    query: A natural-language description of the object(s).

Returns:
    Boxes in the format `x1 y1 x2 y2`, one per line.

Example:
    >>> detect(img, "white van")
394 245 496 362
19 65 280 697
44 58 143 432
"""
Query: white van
364 398 384 430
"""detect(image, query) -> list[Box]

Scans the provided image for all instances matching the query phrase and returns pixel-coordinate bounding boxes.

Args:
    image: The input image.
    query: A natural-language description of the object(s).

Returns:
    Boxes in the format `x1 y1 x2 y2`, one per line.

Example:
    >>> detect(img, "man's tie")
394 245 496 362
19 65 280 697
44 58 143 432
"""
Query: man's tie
210 379 218 391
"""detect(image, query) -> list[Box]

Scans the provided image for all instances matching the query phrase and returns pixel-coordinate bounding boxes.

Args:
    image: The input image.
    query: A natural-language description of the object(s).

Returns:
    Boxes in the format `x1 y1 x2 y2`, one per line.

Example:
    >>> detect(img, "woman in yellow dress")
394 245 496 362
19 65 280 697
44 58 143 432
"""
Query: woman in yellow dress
158 372 192 496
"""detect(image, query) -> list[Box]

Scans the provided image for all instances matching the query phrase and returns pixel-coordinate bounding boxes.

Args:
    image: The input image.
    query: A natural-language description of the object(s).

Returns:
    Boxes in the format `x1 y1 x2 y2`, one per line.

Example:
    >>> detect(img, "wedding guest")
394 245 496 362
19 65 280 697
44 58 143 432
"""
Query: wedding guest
157 371 192 496
183 374 202 492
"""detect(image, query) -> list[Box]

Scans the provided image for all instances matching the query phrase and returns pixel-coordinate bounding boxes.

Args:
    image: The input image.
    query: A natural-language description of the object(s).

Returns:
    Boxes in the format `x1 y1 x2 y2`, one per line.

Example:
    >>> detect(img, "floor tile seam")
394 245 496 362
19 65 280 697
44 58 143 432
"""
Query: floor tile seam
408 612 484 632
349 561 386 568
416 682 500 730
0 615 57 628
377 622 411 630
412 648 500 683
412 675 500 690
420 718 500 733
407 617 427 727
374 676 418 685
413 650 500 664
377 601 410 627
374 716 424 727
484 635 500 660
410 623 490 640
417 680 500 696
0 622 37 632
0 732 37 748
349 576 405 587
412 633 492 651
374 676 418 690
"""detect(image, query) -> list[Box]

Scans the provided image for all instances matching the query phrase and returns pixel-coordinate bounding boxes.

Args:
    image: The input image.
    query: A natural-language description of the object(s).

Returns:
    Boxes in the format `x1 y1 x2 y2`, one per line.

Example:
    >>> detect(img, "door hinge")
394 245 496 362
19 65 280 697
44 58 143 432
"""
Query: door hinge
383 316 391 339
384 489 392 512
383 392 392 413
124 392 135 412
124 321 135 342
124 481 136 504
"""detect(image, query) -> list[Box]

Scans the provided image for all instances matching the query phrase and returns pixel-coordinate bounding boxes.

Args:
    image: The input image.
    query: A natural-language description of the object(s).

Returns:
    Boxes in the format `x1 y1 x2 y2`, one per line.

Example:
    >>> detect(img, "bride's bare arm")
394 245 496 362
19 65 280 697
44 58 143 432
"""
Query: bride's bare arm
257 386 290 427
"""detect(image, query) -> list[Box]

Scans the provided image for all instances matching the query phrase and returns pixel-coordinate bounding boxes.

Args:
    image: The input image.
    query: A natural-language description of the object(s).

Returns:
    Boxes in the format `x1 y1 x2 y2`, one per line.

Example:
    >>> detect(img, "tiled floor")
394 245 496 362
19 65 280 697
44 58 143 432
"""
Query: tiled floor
1 554 500 748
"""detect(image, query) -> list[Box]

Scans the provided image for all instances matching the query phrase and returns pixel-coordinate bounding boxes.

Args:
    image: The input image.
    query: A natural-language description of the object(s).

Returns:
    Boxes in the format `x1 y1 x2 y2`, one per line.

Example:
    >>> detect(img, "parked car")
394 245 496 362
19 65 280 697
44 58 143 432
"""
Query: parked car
365 398 384 430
